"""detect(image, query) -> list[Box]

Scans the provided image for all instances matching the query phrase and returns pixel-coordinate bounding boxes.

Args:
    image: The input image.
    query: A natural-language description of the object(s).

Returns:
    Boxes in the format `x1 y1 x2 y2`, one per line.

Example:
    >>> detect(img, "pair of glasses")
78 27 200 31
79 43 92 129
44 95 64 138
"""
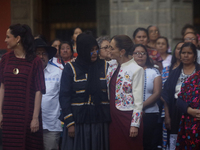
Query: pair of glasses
149 30 159 34
184 38 196 41
90 50 99 56
100 45 110 50
133 52 146 56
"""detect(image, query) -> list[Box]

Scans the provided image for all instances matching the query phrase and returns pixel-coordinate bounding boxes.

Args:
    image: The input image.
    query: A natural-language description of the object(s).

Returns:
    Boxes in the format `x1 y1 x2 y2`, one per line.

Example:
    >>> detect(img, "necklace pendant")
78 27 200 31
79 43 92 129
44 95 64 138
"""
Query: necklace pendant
13 68 19 75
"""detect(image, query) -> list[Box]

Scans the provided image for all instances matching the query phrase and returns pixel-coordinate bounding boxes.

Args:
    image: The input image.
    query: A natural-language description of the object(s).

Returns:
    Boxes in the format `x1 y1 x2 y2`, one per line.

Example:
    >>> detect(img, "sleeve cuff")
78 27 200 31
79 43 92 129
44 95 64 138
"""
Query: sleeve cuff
131 111 143 128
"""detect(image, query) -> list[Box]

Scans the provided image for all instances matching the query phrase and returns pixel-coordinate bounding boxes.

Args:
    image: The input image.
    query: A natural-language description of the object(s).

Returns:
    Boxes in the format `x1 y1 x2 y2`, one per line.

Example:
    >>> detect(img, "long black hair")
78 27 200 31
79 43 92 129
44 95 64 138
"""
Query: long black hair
133 44 154 68
9 24 36 61
169 41 184 72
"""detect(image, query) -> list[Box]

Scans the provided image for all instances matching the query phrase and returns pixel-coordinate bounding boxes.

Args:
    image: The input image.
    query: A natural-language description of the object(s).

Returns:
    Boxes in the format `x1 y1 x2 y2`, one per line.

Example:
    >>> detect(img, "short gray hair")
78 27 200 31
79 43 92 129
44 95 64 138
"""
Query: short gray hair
96 36 110 48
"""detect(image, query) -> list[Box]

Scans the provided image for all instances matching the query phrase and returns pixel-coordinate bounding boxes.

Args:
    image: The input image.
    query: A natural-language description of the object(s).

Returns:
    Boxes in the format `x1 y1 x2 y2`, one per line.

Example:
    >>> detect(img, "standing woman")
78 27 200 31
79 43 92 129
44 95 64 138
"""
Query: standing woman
59 33 110 150
156 36 172 68
107 35 144 150
0 24 45 149
176 70 200 149
162 42 200 149
132 44 162 150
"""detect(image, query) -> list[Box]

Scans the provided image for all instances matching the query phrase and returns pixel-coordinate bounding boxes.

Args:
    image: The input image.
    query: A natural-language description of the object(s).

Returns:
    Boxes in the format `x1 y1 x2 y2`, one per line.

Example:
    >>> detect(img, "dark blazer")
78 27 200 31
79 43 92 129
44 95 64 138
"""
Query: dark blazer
162 63 200 117
59 60 111 128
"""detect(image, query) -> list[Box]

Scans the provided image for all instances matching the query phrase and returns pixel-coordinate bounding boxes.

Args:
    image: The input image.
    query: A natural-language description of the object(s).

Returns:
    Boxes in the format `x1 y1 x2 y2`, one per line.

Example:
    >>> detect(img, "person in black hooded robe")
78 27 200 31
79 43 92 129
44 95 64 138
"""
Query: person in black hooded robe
59 33 111 150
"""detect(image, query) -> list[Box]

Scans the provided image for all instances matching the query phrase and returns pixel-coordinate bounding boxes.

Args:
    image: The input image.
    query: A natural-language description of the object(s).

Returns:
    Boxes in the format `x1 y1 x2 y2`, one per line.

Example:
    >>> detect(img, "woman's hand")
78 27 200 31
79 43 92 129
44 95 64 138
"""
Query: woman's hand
129 126 138 137
68 125 75 137
30 118 39 132
165 115 171 130
187 107 200 120
0 114 3 129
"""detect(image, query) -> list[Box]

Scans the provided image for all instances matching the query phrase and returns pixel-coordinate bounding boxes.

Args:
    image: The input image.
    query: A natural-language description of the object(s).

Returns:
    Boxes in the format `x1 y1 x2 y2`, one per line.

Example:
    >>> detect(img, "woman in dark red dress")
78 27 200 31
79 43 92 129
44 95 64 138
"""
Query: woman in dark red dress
107 35 144 150
0 24 45 150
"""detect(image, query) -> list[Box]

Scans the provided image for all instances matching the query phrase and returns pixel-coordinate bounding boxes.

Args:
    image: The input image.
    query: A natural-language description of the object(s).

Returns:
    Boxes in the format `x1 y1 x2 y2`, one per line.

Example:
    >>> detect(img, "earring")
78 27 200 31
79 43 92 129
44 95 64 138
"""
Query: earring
17 43 19 46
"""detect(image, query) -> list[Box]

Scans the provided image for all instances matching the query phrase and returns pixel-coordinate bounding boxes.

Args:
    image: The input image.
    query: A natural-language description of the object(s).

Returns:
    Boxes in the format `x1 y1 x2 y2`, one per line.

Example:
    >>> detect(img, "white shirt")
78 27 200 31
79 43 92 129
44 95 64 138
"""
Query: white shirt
42 63 62 131
174 69 195 99
143 68 160 113
52 57 64 70
162 55 172 68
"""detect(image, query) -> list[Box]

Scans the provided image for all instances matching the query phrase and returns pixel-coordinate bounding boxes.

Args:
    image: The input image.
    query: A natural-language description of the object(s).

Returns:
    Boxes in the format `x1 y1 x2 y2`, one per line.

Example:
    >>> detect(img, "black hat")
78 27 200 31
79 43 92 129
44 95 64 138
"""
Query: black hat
34 38 57 59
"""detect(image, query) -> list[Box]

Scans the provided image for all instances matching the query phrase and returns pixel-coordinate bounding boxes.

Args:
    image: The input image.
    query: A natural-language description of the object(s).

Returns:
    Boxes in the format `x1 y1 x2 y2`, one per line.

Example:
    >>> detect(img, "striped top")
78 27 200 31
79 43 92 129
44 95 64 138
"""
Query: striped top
0 51 45 150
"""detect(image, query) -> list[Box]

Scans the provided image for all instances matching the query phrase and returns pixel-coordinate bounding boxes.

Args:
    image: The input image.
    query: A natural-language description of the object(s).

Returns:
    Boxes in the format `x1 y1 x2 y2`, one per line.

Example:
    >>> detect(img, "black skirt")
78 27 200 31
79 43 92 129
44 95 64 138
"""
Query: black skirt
61 123 109 150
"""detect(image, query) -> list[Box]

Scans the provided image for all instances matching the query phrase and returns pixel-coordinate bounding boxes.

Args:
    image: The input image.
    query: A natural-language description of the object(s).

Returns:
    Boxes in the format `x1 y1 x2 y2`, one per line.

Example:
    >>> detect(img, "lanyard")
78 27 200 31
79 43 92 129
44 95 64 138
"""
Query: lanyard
48 61 63 70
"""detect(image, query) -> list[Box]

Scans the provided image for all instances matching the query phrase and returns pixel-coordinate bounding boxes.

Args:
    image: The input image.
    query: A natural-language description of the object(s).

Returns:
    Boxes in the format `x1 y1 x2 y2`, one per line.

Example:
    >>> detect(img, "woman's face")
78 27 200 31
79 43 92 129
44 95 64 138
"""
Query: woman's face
175 42 184 60
73 28 82 43
99 40 110 60
148 26 159 41
60 43 72 60
156 38 168 54
134 31 148 46
109 39 121 61
90 45 98 62
132 46 147 68
5 29 19 49
51 40 61 57
180 46 195 65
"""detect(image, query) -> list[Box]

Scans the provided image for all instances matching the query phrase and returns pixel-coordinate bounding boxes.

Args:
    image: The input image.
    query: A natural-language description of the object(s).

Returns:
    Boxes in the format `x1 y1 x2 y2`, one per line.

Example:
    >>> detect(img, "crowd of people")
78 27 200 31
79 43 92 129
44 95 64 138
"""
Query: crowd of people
0 23 200 150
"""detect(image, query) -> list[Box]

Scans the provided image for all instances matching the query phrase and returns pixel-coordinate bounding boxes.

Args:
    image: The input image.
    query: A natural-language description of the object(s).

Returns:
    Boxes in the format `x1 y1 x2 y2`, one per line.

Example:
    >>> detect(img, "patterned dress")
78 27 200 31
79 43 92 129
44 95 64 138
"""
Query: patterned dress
0 51 45 150
176 70 200 150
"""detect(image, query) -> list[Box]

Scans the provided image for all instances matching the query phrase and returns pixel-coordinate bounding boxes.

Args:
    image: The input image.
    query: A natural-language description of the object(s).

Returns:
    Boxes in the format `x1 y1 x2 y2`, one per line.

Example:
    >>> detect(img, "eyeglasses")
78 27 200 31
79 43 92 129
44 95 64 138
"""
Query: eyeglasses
149 30 159 34
90 50 99 56
133 52 146 56
100 45 110 50
184 38 196 41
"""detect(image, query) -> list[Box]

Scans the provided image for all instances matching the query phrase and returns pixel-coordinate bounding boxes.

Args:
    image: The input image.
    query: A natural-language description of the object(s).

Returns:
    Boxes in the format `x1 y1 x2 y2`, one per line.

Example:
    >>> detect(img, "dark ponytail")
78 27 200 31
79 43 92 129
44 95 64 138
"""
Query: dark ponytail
9 24 36 61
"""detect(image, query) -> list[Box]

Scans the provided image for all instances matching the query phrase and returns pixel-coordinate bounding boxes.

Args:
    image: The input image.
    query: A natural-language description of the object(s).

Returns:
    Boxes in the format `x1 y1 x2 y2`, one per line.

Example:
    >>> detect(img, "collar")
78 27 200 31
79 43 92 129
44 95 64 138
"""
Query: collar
121 58 136 67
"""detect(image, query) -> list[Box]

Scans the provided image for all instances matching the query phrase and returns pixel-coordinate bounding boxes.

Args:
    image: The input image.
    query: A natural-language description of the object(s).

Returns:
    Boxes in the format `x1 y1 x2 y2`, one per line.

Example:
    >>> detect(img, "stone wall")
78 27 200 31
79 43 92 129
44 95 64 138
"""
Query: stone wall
109 0 193 49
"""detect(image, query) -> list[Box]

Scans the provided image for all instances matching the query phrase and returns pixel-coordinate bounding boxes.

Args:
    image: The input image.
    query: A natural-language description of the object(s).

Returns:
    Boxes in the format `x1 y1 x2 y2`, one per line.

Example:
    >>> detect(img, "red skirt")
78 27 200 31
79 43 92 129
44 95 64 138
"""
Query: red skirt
109 66 143 150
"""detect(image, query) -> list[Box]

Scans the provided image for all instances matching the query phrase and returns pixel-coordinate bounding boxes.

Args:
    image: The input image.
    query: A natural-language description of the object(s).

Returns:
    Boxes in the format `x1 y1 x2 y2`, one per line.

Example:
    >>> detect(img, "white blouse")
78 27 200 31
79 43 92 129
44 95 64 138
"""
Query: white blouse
143 68 160 113
162 55 172 68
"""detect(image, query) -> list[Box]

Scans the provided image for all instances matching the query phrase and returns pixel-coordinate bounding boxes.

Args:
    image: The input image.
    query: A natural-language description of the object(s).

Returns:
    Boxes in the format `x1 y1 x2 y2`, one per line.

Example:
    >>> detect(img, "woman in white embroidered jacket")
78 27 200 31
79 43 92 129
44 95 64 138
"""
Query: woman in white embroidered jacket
107 35 144 150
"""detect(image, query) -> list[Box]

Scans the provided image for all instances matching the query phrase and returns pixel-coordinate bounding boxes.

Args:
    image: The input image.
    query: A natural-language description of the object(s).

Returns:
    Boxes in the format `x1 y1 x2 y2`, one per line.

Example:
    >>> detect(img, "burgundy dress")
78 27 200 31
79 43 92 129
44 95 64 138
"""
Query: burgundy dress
109 66 143 150
0 51 45 150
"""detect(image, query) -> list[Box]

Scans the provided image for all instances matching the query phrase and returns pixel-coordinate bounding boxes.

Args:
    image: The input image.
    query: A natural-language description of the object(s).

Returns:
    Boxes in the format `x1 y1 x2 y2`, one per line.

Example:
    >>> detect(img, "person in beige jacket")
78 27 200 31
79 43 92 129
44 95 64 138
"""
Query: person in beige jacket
107 35 144 150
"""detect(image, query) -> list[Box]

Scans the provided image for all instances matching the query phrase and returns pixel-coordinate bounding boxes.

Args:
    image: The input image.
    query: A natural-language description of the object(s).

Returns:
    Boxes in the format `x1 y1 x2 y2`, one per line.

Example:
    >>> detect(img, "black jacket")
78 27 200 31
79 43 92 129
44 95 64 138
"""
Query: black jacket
59 60 111 127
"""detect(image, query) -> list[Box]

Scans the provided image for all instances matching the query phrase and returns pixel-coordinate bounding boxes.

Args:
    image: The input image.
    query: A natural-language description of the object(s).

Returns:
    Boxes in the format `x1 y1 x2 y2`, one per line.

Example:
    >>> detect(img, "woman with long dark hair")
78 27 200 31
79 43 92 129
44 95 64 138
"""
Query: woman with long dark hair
132 44 162 150
162 42 200 149
0 24 45 149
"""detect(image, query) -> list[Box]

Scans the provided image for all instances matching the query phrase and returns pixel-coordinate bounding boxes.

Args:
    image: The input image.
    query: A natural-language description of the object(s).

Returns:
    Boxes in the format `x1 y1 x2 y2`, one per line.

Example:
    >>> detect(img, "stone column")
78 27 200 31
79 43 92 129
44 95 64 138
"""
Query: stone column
110 0 193 48
11 0 35 34
96 0 110 36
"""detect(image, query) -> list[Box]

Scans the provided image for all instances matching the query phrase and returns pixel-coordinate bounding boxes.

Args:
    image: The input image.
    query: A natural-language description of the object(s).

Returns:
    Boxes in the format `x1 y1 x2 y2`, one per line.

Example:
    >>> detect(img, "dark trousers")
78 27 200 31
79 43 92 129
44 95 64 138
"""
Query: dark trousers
143 113 159 150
